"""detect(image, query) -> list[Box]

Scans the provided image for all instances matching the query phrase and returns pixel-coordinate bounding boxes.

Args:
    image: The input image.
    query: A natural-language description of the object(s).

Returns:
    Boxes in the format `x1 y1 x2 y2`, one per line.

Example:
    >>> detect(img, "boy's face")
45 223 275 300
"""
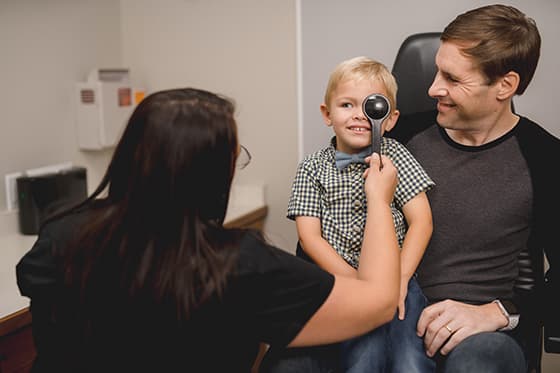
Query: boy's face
321 79 399 154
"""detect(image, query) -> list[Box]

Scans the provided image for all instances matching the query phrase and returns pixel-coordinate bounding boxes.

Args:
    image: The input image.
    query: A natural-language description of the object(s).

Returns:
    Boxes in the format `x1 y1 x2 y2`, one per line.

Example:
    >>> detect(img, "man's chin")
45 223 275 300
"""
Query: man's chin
436 111 450 126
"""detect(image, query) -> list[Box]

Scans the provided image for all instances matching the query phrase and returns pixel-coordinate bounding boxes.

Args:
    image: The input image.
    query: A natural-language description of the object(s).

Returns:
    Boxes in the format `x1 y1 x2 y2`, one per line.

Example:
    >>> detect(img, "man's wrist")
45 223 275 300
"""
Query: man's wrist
493 299 520 331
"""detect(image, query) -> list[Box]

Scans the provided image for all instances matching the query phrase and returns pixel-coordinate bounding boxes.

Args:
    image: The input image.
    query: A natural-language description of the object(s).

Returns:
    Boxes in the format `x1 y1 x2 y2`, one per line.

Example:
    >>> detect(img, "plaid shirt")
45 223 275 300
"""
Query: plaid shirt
287 136 435 268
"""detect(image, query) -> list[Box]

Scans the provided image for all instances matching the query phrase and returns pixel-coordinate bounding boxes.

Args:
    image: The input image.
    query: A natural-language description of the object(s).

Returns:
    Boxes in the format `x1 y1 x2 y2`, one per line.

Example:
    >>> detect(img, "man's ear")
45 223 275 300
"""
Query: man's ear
497 71 520 101
383 109 400 133
320 103 332 126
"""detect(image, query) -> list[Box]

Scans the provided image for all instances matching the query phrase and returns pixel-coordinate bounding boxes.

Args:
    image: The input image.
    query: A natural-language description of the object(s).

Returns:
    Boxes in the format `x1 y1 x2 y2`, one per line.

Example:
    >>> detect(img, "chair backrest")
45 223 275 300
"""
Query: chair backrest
391 32 441 116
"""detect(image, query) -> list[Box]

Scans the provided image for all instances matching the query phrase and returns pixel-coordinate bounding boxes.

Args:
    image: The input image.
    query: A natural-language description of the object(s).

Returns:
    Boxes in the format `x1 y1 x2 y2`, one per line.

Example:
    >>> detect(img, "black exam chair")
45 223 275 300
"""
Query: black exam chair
391 32 440 116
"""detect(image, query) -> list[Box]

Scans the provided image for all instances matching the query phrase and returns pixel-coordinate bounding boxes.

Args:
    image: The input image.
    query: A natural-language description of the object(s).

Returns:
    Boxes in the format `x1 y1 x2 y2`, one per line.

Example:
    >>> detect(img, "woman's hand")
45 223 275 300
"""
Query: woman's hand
363 153 398 206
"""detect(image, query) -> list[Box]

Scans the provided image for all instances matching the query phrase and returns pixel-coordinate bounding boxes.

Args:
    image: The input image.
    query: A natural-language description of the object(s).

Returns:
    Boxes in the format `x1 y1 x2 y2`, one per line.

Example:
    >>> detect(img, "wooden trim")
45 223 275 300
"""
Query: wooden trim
224 206 268 230
0 307 32 338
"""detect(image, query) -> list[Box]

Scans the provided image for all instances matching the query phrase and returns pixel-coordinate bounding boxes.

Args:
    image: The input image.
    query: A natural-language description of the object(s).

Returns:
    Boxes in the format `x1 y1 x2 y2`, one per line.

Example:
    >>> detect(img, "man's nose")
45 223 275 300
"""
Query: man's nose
428 71 446 98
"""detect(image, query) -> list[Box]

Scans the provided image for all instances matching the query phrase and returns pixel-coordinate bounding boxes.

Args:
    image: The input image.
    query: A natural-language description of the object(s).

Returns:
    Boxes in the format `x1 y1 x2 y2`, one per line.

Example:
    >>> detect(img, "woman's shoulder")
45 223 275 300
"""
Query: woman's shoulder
39 206 92 244
236 231 334 285
237 231 287 271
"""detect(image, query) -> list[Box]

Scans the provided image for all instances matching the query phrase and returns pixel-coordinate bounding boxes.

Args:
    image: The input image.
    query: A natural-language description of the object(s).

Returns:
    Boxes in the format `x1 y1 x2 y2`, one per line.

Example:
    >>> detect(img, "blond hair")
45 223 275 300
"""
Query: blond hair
324 56 398 110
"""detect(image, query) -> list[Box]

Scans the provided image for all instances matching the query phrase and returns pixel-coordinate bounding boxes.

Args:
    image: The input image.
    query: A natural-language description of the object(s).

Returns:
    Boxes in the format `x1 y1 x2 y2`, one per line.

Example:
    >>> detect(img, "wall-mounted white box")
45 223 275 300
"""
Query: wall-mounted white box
75 68 137 150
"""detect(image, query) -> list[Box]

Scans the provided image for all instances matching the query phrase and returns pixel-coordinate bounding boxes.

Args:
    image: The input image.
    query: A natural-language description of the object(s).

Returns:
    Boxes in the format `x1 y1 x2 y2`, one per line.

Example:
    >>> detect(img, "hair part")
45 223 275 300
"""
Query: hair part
441 4 541 95
324 56 398 111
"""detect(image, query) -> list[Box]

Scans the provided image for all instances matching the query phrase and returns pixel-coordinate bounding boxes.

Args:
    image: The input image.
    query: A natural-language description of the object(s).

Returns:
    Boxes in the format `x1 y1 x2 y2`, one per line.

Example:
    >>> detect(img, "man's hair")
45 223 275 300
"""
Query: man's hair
442 4 540 95
324 56 398 110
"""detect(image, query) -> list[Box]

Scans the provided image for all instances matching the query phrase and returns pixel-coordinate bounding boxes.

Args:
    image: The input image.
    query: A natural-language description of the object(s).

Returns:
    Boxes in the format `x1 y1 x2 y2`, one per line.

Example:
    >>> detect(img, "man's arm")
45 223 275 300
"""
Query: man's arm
544 266 560 352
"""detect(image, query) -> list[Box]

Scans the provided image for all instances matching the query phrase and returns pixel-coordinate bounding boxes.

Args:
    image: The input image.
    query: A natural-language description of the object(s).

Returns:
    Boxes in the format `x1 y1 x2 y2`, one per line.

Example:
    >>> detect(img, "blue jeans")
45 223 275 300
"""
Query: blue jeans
261 332 528 373
340 277 435 373
261 309 528 373
261 243 529 372
435 331 527 373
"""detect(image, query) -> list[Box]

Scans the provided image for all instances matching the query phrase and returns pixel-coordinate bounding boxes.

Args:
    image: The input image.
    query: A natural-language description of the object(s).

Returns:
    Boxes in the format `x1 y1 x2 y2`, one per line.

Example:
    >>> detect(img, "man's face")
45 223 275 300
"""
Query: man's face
428 41 501 132
320 79 398 154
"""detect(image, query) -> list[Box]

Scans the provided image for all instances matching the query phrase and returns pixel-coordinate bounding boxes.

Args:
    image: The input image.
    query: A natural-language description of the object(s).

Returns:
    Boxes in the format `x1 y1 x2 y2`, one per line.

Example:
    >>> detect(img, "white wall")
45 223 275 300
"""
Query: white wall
299 0 560 156
0 0 300 252
0 0 122 211
119 0 299 251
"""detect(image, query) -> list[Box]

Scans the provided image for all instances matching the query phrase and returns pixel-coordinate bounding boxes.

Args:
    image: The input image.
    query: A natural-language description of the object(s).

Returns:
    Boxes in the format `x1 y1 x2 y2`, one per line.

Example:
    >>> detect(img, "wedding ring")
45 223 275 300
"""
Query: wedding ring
445 324 454 334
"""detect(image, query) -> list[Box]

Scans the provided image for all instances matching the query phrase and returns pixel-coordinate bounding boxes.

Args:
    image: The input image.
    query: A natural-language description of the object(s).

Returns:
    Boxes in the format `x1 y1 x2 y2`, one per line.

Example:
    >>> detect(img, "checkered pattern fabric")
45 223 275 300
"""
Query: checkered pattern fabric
287 136 435 268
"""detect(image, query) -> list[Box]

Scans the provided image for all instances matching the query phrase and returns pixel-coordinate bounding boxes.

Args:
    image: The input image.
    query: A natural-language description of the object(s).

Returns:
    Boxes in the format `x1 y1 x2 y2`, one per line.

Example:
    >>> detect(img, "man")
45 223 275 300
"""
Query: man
389 4 560 373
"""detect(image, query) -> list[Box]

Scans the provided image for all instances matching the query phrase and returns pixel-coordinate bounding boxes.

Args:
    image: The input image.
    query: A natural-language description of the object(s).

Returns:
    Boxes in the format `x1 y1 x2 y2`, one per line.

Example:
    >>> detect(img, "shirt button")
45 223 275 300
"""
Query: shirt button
353 225 361 232
354 173 361 180
353 200 361 208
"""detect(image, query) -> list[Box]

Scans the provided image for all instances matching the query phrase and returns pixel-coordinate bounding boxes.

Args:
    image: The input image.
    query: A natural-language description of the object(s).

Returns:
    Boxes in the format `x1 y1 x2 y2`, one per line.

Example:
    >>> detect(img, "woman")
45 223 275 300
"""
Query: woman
16 88 400 372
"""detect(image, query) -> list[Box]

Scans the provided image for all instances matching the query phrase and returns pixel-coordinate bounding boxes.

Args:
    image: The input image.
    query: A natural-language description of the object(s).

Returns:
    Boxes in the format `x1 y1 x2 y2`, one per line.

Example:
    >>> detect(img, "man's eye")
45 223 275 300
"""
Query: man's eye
445 74 459 83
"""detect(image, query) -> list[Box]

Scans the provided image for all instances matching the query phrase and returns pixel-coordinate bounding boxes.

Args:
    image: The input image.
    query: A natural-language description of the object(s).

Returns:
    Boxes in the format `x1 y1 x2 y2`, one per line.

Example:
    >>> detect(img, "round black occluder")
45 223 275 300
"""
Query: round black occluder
364 96 389 120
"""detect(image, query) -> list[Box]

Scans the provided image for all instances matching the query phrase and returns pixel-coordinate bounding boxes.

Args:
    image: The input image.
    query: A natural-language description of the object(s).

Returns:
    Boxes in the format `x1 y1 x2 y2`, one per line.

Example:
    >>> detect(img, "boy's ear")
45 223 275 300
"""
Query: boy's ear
320 103 332 126
497 71 520 101
383 109 400 133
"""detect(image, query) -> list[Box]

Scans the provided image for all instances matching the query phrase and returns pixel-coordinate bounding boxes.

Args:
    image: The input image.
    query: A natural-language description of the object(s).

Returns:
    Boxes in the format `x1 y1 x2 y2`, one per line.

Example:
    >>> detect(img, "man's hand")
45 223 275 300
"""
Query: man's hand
416 299 509 356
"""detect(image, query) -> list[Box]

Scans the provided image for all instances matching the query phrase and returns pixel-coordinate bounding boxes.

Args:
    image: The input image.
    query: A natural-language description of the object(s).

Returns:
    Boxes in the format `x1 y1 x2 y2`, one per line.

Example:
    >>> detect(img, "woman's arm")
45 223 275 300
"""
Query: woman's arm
289 154 400 346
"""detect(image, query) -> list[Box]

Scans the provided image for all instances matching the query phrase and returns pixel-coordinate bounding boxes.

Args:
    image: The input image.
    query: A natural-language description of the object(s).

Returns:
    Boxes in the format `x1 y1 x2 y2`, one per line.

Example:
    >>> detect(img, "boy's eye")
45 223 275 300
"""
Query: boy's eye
341 102 353 108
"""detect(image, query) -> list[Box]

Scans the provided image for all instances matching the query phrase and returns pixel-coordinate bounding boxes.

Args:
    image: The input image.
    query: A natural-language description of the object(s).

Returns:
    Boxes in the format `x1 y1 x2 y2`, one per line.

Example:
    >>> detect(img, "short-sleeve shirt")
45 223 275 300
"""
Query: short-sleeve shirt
287 136 434 268
16 208 334 372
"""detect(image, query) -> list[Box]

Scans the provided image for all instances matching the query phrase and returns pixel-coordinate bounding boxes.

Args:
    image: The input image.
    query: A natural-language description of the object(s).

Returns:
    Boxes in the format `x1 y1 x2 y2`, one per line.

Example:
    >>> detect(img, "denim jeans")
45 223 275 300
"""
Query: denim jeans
436 331 527 373
262 243 527 372
340 277 435 373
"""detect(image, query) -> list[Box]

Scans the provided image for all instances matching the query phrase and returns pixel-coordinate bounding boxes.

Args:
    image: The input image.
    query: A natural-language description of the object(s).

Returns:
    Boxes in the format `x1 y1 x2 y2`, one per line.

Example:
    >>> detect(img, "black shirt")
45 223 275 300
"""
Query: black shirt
16 210 334 372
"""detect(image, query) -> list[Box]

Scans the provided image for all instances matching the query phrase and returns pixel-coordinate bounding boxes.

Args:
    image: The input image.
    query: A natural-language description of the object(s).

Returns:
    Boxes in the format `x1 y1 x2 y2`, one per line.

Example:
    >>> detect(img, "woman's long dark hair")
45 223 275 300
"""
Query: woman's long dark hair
57 88 243 321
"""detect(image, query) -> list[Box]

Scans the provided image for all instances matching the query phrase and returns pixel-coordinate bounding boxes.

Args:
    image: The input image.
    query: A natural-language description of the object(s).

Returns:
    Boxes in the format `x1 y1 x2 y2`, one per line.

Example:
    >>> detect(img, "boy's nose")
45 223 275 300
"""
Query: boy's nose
353 108 366 120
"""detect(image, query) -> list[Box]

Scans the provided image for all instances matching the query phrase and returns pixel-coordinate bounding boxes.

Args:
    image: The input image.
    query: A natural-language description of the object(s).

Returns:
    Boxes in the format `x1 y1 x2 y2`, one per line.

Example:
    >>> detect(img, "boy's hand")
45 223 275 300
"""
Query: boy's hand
398 280 408 320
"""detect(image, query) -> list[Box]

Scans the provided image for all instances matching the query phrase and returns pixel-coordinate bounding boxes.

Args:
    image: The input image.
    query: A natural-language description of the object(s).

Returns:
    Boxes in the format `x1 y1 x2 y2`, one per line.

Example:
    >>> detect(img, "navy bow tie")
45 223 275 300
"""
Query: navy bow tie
335 147 372 170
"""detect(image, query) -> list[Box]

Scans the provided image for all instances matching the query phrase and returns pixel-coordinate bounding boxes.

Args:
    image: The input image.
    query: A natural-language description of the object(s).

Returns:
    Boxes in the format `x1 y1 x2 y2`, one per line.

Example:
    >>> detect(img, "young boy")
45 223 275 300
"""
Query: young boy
287 56 435 372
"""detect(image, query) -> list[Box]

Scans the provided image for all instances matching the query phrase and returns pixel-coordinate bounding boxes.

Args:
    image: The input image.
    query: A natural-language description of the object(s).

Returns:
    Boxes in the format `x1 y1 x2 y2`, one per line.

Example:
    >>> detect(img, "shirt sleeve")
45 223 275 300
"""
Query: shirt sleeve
16 226 59 300
236 233 335 347
384 138 435 209
287 158 323 220
16 222 68 371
